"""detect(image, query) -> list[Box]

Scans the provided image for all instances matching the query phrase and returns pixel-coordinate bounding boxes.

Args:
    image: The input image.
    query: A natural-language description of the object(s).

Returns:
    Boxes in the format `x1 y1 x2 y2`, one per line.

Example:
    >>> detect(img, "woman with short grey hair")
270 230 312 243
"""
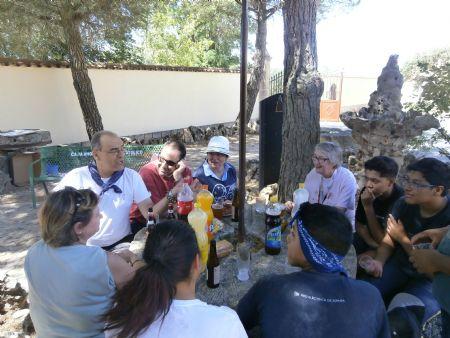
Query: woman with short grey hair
304 141 357 228
314 142 343 167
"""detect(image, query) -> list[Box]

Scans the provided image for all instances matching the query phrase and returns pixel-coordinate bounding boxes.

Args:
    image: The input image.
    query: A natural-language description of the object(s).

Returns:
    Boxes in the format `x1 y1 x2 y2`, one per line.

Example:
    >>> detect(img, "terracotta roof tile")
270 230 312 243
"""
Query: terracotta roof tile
0 57 239 73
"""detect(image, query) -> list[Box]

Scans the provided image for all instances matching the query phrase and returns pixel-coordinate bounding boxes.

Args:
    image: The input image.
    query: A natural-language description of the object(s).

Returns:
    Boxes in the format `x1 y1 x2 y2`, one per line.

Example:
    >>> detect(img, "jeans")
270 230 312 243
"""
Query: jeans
442 309 450 338
353 232 372 255
363 254 441 327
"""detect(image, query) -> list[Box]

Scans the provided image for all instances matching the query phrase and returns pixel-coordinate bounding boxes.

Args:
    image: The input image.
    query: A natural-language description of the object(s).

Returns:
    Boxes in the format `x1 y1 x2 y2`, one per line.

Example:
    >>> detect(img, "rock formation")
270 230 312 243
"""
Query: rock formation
340 55 439 179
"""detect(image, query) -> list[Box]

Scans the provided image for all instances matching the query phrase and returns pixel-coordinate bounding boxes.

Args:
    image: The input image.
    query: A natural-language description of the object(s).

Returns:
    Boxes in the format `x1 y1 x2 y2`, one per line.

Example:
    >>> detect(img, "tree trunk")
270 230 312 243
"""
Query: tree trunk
61 8 103 141
234 0 268 126
245 0 267 125
278 0 324 202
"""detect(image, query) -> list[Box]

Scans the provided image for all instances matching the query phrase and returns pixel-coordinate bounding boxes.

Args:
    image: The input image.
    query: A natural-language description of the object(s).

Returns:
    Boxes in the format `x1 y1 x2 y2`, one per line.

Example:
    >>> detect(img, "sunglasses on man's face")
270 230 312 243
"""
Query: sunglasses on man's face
159 156 179 168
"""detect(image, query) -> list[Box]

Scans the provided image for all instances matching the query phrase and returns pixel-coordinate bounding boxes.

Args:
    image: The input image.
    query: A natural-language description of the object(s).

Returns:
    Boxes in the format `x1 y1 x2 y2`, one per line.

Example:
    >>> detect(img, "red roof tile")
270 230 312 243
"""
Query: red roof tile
0 57 240 73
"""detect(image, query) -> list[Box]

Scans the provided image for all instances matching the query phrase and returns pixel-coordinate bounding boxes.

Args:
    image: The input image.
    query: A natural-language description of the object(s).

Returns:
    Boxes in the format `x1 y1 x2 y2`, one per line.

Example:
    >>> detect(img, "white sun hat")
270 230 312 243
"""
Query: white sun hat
206 136 230 156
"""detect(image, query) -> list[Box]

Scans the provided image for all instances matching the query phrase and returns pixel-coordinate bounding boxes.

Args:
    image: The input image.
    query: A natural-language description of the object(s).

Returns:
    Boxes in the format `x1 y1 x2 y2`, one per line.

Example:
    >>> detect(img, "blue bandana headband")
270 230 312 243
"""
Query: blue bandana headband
289 211 347 276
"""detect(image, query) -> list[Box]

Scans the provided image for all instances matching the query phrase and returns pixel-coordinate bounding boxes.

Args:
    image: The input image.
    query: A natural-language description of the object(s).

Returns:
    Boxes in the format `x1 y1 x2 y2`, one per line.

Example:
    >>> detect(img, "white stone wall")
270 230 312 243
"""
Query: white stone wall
0 66 254 144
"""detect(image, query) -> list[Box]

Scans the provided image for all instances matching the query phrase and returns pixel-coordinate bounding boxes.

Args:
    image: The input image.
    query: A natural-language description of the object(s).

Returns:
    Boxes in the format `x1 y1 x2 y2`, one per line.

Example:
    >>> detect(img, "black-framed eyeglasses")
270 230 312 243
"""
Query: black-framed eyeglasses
159 155 179 168
399 175 437 190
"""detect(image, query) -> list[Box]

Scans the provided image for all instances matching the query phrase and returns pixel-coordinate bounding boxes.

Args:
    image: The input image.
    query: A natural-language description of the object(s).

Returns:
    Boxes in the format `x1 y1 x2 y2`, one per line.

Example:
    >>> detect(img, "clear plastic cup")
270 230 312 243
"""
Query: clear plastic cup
255 196 266 214
237 242 250 281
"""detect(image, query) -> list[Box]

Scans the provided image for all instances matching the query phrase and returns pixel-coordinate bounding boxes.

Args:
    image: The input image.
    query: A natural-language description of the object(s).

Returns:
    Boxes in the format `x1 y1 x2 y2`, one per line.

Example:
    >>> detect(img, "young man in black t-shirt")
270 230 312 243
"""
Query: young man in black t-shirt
354 156 404 256
362 158 450 337
237 203 389 338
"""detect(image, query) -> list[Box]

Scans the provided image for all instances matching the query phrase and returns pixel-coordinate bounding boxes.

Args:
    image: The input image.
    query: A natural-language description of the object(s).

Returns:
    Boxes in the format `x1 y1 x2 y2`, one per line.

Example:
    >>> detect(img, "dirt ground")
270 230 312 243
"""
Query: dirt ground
0 134 260 336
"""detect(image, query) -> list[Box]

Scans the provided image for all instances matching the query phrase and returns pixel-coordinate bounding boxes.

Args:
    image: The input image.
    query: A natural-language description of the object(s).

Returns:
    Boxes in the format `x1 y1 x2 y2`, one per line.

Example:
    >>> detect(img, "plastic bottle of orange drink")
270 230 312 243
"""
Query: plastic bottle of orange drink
188 204 209 270
196 185 214 239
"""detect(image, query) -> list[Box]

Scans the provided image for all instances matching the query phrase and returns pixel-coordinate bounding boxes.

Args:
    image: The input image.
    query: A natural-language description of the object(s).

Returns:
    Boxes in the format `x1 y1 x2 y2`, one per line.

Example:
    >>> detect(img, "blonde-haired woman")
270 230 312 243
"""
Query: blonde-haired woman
25 187 138 338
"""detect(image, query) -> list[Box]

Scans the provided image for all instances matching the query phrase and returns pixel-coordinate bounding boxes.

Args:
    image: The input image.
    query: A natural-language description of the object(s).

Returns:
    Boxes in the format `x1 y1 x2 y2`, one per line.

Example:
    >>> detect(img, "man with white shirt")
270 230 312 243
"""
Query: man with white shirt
54 130 152 250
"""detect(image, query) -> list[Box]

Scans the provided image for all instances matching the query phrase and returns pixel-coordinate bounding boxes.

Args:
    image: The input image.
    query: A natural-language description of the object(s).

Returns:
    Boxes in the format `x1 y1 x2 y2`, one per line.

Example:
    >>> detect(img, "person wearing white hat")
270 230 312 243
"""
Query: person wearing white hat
193 136 237 203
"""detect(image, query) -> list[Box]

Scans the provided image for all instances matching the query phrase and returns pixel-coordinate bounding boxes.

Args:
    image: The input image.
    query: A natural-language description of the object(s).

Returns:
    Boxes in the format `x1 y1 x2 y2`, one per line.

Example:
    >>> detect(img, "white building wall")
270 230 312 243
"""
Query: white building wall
0 65 244 144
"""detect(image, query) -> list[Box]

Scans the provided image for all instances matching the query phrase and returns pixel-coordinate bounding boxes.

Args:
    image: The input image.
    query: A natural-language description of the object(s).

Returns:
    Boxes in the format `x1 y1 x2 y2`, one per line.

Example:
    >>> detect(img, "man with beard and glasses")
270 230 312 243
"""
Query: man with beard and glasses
129 139 200 232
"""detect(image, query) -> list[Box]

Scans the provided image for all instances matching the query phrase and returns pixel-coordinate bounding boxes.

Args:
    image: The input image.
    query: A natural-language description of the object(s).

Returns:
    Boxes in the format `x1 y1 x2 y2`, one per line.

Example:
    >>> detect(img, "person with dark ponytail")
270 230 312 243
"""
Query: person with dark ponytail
104 220 247 338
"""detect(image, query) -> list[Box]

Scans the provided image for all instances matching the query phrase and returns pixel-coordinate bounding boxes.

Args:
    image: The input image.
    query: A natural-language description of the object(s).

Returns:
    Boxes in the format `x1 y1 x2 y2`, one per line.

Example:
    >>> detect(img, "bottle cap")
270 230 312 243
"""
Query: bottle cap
269 195 278 203
299 183 305 189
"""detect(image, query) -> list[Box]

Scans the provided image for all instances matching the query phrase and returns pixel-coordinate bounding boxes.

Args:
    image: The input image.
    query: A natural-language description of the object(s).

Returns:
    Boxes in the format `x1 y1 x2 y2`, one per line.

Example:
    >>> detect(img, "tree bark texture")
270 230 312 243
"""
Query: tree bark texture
234 0 268 126
278 0 324 201
61 7 103 141
245 0 268 125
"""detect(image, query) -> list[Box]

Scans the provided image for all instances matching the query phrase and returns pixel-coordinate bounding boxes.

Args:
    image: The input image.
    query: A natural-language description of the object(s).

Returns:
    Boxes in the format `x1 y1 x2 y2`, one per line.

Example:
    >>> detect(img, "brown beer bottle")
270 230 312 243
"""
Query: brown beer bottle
231 189 239 222
206 239 220 288
167 203 176 220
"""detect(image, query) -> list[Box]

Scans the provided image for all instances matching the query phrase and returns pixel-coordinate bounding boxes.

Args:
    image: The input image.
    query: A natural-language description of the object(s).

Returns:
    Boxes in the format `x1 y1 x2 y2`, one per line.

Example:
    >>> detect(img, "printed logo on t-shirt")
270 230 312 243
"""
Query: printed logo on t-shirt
299 292 345 303
212 183 235 202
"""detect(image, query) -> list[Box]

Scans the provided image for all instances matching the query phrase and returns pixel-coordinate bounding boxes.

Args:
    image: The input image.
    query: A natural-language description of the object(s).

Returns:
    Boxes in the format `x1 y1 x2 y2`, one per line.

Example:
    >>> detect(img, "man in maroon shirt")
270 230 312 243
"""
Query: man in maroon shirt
129 140 198 232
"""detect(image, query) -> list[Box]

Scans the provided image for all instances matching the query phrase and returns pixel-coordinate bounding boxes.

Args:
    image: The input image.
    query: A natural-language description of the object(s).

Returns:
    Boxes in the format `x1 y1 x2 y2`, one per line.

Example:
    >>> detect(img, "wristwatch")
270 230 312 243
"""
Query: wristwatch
167 189 177 204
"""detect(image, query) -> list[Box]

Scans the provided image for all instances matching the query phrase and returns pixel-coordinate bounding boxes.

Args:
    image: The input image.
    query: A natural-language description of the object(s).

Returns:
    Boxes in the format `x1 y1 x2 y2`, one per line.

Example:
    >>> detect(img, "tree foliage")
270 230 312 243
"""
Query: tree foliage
144 0 248 68
403 48 450 119
0 0 149 63
317 0 361 21
403 49 450 155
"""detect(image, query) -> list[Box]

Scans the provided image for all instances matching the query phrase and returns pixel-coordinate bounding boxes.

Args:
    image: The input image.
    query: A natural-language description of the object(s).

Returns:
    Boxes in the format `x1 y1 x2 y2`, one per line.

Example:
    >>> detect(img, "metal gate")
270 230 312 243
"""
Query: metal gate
269 72 343 122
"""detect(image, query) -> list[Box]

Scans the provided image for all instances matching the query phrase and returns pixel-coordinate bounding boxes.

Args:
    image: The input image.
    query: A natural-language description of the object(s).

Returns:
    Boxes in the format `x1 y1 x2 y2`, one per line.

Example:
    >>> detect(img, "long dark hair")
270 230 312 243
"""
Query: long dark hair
104 220 199 337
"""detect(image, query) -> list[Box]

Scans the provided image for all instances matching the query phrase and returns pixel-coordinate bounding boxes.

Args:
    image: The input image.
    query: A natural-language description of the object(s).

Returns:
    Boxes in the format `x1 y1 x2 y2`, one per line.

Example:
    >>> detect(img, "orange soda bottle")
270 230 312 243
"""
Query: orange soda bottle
196 185 214 239
188 204 209 271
